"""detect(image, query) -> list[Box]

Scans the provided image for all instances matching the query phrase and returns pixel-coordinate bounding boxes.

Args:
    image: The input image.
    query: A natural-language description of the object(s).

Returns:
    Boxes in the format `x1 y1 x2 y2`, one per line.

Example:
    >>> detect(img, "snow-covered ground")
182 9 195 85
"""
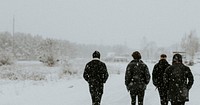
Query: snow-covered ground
0 61 199 105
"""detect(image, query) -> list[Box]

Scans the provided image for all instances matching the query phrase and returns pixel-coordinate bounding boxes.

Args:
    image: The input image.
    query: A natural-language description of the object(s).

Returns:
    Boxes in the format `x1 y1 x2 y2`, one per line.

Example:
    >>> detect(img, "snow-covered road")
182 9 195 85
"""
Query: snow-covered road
0 63 199 105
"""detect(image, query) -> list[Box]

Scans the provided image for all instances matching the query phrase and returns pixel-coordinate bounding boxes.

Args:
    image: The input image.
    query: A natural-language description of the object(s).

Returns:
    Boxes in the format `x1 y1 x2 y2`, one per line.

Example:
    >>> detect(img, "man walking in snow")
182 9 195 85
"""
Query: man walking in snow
83 51 109 105
152 54 170 105
125 51 150 105
164 53 194 105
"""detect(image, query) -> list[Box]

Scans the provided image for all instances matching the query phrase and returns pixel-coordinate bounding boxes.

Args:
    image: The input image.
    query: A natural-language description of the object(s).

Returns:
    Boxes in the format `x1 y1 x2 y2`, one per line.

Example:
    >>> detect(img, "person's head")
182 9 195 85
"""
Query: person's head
92 51 100 59
172 53 182 64
160 54 167 60
132 51 141 60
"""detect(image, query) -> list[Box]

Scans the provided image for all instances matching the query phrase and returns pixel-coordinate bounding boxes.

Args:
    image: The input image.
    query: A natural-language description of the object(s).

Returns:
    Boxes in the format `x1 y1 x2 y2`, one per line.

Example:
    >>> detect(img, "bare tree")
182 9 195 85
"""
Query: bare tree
140 37 158 61
181 31 199 60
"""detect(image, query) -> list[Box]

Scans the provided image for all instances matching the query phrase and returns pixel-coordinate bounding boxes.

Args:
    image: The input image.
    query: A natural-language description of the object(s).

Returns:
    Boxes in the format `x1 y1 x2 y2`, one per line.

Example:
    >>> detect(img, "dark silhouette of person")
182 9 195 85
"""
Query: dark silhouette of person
152 54 170 105
125 51 150 105
83 51 109 105
164 53 194 105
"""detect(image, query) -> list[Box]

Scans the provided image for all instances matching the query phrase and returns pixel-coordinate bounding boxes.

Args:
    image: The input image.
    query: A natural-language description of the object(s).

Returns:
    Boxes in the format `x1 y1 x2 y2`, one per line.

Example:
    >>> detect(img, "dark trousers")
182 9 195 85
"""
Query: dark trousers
158 88 168 105
89 84 104 105
171 101 185 105
130 90 145 105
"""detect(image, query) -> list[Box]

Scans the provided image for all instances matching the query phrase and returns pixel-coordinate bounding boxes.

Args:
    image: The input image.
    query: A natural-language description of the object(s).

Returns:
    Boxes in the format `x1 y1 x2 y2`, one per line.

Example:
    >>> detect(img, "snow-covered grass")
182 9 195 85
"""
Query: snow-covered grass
0 60 199 105
0 61 61 81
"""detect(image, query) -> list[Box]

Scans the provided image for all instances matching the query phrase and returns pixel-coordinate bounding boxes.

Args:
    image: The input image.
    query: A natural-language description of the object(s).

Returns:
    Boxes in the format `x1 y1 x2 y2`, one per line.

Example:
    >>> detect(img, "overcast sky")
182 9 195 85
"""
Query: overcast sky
1 0 200 49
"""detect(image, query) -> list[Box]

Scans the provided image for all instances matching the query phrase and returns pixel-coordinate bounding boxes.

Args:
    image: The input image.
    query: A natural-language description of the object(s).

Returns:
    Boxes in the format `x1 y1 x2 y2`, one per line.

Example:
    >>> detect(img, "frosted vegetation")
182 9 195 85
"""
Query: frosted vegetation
0 31 199 67
0 31 200 80
0 31 199 79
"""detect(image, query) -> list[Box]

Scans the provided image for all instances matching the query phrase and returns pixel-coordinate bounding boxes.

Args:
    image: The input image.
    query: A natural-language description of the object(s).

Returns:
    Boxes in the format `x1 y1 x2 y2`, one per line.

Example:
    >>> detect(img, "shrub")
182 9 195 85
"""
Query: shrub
59 60 78 78
39 55 59 67
0 52 14 66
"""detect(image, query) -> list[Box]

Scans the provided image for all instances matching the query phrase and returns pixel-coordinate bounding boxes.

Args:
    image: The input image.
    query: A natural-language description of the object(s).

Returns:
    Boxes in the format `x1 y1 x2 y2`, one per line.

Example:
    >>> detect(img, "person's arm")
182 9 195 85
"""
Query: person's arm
186 67 194 90
83 64 89 82
102 63 109 83
163 66 170 90
125 64 132 89
152 64 159 87
144 64 151 85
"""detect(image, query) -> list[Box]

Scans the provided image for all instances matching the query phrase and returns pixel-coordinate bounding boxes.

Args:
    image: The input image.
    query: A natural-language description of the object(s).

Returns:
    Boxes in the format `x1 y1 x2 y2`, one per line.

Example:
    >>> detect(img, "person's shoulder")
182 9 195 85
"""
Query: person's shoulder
86 60 95 65
139 60 146 65
181 64 190 70
93 59 106 65
127 60 134 65
159 59 169 64
87 60 93 63
138 60 148 68
153 62 159 67
164 60 170 66
99 60 106 65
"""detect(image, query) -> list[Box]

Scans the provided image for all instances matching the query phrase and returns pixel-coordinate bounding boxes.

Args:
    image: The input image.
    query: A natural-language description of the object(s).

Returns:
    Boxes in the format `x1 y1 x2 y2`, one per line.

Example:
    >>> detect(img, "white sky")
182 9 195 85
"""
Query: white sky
1 0 200 49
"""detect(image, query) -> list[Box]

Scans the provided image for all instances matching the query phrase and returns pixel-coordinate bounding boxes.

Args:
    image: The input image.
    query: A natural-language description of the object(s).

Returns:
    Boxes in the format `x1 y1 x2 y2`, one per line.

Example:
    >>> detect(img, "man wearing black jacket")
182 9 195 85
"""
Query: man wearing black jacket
83 51 109 105
164 53 194 105
125 51 150 105
152 54 170 105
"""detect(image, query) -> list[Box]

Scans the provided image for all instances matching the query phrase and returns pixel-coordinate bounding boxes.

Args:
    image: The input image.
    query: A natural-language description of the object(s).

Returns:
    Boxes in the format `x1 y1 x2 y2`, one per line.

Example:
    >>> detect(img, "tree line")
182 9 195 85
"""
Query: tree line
0 31 199 66
0 32 131 66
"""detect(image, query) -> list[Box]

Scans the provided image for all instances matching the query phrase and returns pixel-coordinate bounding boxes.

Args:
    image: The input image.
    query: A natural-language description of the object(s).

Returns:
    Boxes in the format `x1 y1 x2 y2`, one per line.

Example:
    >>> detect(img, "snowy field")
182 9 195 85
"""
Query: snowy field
0 61 200 105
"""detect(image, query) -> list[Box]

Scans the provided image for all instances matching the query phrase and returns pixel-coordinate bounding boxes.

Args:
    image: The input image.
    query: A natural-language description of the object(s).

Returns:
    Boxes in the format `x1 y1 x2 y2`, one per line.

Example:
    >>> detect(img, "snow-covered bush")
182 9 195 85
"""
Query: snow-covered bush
0 52 15 66
21 72 46 81
39 55 59 67
0 65 46 81
38 39 60 67
59 60 78 78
